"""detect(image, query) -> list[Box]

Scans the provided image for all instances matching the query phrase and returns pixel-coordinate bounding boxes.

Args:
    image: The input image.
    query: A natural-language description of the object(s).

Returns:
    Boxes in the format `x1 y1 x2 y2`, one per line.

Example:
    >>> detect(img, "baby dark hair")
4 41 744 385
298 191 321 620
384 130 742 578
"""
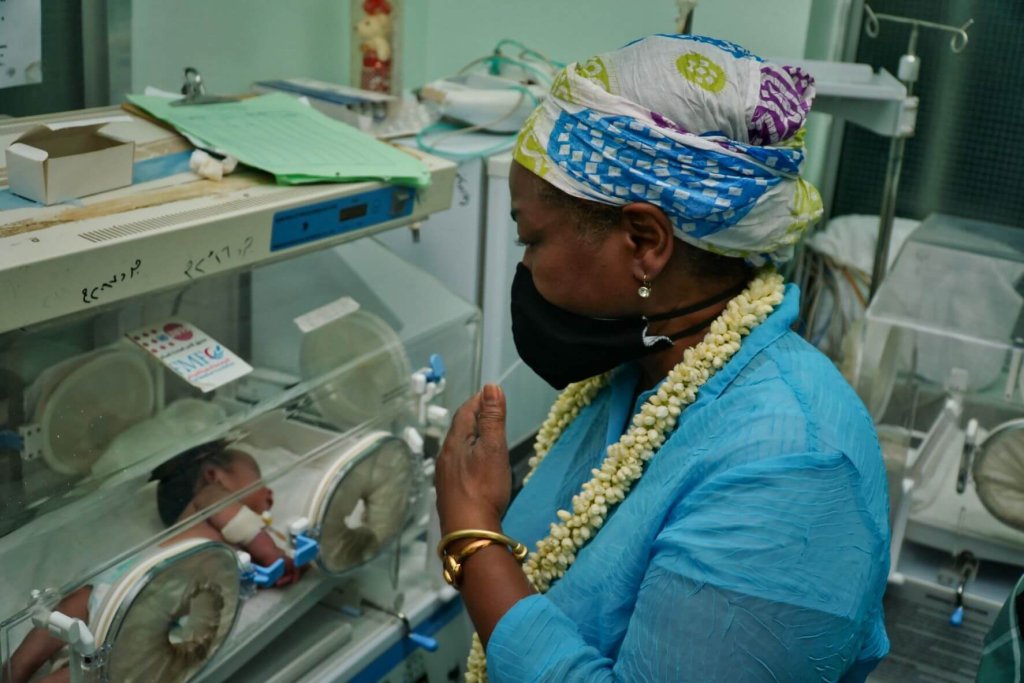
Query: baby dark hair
151 439 236 527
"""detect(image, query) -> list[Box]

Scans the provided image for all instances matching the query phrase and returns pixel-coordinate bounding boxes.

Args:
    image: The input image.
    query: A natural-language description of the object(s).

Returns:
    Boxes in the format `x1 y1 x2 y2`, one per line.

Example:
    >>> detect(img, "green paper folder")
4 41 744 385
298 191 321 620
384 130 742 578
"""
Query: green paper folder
127 93 430 187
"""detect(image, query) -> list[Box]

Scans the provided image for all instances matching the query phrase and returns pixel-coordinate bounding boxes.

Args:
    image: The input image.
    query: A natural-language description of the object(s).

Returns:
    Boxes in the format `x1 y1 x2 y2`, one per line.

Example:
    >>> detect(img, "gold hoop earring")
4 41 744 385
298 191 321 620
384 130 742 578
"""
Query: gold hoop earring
638 274 652 299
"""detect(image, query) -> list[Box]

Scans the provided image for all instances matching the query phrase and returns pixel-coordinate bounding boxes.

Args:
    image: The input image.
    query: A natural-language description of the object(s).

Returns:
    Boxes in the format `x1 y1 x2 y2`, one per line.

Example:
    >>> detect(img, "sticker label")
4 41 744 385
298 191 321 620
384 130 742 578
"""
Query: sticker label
294 296 360 334
127 320 252 393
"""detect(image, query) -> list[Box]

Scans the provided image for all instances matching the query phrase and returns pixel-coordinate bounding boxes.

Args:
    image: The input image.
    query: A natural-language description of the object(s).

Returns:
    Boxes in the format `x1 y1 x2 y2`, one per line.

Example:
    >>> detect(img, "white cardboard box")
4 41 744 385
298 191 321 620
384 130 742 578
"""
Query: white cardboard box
5 124 135 205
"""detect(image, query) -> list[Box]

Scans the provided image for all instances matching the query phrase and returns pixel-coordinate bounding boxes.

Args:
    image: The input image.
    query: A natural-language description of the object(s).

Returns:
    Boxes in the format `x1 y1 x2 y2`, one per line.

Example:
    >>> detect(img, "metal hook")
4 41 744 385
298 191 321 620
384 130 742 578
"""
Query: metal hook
863 4 975 54
864 4 880 38
950 19 974 53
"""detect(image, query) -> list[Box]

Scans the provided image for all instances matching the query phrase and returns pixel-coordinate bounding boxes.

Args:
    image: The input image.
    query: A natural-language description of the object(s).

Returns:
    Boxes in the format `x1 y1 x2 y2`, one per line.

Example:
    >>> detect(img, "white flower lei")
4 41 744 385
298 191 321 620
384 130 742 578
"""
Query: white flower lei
465 270 786 682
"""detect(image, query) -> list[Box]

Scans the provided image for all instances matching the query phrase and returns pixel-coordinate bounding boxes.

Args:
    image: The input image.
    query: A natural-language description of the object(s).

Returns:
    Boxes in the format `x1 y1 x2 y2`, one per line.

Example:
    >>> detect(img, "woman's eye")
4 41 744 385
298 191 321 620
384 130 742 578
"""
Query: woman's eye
515 238 531 247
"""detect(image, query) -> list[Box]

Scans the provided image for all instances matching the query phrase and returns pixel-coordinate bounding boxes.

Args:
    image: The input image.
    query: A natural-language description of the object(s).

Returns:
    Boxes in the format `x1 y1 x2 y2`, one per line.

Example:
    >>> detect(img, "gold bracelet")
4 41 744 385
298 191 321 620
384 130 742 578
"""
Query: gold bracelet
440 539 493 588
437 529 528 589
436 529 528 562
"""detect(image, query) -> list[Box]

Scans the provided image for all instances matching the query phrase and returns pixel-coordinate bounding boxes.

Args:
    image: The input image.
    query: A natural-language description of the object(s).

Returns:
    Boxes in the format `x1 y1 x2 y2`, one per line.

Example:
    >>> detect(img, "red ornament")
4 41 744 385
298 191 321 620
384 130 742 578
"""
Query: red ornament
363 0 391 15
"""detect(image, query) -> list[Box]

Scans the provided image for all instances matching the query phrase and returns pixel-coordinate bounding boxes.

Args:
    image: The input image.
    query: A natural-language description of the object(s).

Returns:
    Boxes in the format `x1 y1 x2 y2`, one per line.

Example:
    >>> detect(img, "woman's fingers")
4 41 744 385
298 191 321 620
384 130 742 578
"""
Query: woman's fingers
476 385 507 454
448 391 483 444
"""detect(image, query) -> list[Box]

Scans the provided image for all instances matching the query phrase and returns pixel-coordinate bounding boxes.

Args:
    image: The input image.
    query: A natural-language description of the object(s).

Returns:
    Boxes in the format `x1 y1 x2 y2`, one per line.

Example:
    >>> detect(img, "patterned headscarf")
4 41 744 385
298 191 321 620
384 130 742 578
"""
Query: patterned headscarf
513 34 822 264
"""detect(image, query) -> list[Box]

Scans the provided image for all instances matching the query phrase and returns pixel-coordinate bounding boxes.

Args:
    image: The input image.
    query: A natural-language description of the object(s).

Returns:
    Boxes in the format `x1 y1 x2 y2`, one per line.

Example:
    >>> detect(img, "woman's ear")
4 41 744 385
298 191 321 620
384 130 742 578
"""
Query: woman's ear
620 203 674 282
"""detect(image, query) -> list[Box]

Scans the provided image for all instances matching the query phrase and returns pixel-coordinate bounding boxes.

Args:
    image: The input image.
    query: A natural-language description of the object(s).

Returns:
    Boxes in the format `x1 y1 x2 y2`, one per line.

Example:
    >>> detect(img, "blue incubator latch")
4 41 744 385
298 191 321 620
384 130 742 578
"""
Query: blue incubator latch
0 430 22 452
292 533 319 567
358 598 440 653
407 631 439 652
251 558 285 588
426 353 446 384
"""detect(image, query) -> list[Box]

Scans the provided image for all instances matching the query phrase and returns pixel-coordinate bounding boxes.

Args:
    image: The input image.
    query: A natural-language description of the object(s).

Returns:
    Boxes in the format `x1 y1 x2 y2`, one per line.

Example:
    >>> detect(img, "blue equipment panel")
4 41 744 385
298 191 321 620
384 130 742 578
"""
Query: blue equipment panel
271 186 415 252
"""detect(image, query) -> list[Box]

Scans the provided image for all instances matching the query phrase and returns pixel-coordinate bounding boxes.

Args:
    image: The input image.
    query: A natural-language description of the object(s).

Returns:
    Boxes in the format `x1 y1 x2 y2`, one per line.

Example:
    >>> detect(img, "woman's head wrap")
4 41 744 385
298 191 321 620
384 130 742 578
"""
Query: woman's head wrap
513 34 822 264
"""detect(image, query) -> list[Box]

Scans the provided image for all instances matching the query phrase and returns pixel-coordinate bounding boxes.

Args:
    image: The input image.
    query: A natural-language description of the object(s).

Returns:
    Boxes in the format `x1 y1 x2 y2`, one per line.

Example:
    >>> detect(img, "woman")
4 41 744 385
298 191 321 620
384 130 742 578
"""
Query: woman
435 35 890 682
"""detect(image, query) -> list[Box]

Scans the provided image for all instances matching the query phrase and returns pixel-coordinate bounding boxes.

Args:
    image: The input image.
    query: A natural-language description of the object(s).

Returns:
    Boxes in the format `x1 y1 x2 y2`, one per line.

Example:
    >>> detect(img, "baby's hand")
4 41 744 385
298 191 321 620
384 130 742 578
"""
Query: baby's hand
245 531 285 567
275 557 303 587
244 531 304 587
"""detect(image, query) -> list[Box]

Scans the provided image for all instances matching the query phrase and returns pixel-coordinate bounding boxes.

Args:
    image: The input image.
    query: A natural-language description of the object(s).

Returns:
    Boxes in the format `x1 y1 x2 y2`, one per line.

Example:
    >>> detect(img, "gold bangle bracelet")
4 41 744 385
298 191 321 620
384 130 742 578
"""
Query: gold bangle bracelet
440 539 494 589
436 529 528 562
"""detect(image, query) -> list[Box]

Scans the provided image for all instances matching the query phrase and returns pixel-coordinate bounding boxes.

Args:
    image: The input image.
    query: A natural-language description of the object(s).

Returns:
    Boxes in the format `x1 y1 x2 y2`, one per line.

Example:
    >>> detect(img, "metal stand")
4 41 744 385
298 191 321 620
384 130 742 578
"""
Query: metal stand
871 135 908 299
862 4 974 299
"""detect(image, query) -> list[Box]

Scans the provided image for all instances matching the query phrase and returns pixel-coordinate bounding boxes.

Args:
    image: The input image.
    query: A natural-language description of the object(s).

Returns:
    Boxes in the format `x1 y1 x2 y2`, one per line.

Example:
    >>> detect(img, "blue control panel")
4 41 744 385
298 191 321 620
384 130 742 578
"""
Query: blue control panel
270 186 415 252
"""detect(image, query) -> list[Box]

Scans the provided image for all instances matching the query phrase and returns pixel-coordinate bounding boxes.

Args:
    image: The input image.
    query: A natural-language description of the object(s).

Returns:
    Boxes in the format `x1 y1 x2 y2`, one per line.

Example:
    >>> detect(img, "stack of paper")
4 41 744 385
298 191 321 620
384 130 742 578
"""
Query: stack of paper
126 93 430 187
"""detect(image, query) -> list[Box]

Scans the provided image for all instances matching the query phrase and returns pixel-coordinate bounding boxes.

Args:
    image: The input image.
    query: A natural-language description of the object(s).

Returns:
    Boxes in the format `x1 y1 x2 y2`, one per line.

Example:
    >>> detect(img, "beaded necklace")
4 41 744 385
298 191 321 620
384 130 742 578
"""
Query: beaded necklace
465 270 786 682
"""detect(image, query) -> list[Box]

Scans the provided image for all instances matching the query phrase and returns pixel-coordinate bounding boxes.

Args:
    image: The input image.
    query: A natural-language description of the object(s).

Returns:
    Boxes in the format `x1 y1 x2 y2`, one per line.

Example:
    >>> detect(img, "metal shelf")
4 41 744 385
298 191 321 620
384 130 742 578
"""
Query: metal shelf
787 59 913 138
0 108 456 333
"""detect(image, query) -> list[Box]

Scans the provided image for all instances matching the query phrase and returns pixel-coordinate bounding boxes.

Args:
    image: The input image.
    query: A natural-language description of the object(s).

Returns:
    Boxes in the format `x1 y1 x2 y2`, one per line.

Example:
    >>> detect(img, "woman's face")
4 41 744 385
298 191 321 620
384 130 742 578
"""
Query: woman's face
509 162 644 318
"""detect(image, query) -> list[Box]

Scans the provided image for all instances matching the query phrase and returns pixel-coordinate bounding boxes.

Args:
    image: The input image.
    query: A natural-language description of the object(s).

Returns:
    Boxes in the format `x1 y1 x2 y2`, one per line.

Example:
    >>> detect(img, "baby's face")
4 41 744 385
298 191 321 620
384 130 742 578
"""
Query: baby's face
225 452 274 514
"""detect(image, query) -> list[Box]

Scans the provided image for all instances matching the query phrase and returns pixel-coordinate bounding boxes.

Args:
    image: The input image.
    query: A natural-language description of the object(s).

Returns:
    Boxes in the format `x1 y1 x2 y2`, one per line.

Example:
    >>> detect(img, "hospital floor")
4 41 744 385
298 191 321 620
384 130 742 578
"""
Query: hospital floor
869 588 990 682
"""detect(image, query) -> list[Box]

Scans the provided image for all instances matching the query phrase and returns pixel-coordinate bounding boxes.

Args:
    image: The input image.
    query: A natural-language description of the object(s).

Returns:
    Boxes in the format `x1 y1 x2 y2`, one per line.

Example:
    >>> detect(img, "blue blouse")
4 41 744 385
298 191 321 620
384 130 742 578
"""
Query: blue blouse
488 286 891 682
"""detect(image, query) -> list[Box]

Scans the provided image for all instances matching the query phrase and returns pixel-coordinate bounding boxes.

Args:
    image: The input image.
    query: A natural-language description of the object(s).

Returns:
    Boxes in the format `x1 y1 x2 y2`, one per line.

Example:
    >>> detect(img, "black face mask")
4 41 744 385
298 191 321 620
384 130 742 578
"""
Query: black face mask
510 264 746 389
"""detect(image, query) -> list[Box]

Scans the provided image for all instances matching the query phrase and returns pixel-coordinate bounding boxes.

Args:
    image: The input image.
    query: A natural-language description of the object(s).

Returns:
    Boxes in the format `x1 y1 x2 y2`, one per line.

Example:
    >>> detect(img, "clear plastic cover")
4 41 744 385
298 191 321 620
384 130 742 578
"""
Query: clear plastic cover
312 434 415 573
0 238 479 682
974 420 1024 533
95 540 241 683
855 214 1024 560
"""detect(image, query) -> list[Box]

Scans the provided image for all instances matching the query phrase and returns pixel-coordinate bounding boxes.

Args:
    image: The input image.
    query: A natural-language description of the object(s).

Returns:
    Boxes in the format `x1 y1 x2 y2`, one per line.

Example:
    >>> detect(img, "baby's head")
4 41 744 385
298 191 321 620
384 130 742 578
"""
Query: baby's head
153 440 274 526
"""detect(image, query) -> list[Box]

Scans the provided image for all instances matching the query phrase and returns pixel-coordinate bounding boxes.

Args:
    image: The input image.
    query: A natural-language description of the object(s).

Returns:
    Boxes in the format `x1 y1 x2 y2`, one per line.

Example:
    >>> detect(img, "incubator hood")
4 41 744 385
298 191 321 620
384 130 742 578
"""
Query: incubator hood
0 107 479 683
851 214 1024 565
0 237 481 682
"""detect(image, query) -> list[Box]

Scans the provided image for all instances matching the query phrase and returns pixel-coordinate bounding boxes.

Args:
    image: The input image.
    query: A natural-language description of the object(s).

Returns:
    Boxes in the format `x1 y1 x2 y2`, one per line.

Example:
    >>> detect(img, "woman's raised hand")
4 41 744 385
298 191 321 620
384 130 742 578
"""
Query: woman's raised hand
435 384 512 535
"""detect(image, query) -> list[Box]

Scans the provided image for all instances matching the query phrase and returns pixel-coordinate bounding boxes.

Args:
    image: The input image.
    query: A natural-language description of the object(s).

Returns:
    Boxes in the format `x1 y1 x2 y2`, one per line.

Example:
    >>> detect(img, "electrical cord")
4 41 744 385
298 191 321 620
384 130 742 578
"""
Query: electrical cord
492 39 566 73
417 76 543 158
415 40 555 159
457 54 554 86
415 89 533 161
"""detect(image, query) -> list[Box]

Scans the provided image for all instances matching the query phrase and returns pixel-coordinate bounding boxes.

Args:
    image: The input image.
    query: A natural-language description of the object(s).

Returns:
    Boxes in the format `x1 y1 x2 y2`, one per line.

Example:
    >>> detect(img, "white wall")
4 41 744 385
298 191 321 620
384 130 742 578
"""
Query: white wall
691 0 813 59
131 0 351 94
127 1 858 95
692 0 856 196
401 1 678 88
130 1 678 94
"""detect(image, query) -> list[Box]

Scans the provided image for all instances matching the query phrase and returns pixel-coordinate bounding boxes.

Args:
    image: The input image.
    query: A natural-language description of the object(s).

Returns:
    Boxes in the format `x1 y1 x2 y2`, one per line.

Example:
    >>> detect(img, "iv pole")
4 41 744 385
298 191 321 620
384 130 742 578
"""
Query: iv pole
864 5 973 299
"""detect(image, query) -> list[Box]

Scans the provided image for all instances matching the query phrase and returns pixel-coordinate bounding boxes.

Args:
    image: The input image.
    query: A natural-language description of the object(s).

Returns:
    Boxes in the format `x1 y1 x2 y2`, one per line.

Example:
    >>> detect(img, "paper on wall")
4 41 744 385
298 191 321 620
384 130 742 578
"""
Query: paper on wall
0 0 42 90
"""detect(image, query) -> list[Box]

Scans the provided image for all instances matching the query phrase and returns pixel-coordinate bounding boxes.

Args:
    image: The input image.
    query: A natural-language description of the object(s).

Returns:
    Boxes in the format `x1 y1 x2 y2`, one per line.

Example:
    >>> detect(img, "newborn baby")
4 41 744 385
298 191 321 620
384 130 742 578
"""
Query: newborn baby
9 440 300 683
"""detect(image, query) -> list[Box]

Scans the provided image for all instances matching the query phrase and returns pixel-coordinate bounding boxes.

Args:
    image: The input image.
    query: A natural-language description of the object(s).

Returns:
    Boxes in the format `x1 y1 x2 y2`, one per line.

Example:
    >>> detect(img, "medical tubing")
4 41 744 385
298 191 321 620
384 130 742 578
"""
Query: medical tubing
415 86 538 160
458 54 555 86
492 39 566 72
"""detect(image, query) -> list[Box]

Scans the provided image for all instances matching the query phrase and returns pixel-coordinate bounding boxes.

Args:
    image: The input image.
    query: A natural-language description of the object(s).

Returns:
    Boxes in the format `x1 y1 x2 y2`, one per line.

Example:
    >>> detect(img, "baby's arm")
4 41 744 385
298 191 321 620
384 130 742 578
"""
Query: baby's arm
237 525 302 587
7 587 90 683
190 487 300 586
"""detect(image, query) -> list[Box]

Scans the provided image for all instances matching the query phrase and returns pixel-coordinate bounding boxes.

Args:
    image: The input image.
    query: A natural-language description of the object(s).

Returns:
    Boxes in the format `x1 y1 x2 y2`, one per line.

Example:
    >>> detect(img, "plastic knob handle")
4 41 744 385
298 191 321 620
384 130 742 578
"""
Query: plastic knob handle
292 534 320 567
949 605 964 627
0 430 22 451
427 354 446 383
408 631 439 652
252 558 285 587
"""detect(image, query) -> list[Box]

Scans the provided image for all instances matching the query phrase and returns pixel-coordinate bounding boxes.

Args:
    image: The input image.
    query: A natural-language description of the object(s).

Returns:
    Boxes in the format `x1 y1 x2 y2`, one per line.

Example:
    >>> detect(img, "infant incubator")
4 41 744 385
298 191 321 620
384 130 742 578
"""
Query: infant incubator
0 231 480 682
